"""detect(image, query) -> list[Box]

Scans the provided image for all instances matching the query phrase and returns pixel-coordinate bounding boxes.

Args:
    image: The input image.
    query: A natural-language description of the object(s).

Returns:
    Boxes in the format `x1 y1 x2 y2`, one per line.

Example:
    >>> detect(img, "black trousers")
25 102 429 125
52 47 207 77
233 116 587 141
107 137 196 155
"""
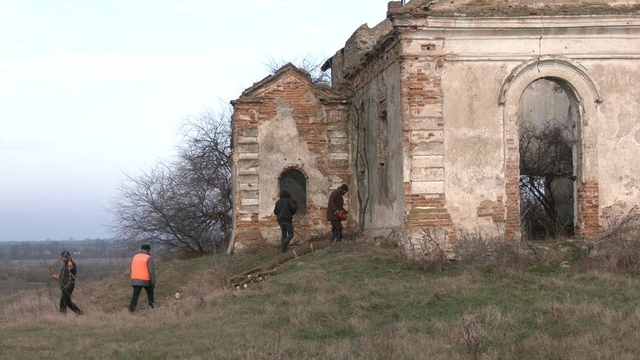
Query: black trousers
279 222 294 251
59 283 83 314
129 285 154 312
330 220 343 242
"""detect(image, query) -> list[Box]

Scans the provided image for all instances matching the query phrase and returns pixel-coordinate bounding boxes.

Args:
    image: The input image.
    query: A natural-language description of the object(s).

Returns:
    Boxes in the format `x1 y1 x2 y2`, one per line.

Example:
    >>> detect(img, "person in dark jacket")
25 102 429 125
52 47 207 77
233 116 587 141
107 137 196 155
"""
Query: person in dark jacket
52 250 84 315
128 244 156 312
327 184 348 242
274 190 298 252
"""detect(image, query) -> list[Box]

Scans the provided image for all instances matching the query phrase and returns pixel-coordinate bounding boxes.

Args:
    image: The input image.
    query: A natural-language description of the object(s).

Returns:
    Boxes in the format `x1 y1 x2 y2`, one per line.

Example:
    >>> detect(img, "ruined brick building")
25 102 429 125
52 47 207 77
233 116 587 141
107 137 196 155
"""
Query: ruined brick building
229 0 640 254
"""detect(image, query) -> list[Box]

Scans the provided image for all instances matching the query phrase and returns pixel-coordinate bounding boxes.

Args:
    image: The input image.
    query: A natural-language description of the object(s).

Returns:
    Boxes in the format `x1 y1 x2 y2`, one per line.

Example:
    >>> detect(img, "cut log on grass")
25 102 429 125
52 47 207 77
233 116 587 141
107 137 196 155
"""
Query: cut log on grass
286 239 331 259
229 266 263 284
233 269 278 288
230 239 332 288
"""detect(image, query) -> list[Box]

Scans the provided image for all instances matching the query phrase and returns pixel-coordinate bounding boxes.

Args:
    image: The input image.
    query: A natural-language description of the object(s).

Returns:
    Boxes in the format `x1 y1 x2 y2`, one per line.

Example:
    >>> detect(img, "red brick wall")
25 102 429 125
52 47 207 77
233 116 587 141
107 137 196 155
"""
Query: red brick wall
232 68 350 248
398 37 455 243
577 179 600 237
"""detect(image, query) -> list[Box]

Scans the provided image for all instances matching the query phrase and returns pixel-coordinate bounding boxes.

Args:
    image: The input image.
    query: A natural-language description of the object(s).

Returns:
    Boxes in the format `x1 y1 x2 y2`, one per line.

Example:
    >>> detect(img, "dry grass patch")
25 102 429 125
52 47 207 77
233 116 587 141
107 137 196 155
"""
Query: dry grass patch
5 236 640 359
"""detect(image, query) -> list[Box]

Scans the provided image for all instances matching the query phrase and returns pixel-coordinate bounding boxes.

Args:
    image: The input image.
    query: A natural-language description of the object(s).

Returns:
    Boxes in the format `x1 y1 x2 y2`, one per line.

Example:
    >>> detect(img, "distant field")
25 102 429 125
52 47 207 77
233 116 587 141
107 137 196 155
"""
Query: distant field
0 281 43 297
0 257 129 298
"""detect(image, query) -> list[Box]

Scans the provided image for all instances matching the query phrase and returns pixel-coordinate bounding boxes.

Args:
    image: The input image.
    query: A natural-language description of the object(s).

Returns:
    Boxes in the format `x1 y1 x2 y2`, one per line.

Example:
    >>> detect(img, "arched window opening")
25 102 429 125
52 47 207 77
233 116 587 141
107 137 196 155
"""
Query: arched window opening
518 78 576 239
279 168 307 215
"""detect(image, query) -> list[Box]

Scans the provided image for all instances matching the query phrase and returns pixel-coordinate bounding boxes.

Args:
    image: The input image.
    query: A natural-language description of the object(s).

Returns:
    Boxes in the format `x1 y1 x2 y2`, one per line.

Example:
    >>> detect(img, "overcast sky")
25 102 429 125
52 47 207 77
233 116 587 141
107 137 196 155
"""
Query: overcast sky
0 0 391 241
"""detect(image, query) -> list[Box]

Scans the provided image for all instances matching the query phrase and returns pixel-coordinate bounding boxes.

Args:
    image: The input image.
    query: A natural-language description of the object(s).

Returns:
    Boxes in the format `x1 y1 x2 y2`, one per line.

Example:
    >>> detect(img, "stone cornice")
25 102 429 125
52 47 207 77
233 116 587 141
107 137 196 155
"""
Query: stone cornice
390 0 640 18
394 15 640 29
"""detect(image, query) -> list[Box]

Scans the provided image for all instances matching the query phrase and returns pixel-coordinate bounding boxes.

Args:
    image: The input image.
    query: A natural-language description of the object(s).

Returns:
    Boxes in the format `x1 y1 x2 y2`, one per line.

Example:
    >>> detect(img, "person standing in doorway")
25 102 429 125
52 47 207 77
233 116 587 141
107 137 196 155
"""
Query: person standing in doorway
52 250 84 315
274 190 298 252
327 184 348 242
128 244 156 312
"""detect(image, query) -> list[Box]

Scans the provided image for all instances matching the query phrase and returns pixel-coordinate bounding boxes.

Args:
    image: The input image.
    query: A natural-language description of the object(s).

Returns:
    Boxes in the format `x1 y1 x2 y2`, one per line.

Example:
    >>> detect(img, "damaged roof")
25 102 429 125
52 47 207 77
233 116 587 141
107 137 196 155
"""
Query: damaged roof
234 63 339 102
397 0 640 17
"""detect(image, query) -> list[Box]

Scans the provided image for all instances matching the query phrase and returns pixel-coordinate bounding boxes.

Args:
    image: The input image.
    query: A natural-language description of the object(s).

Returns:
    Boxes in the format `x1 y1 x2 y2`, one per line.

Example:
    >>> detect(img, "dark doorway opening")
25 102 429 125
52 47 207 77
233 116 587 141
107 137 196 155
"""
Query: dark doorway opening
279 168 307 215
519 78 577 239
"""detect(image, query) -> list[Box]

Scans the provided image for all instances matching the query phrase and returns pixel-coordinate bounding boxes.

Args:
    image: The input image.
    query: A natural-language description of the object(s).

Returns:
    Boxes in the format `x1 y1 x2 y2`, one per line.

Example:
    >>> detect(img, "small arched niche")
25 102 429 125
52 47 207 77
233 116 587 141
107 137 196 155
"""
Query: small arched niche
278 168 307 215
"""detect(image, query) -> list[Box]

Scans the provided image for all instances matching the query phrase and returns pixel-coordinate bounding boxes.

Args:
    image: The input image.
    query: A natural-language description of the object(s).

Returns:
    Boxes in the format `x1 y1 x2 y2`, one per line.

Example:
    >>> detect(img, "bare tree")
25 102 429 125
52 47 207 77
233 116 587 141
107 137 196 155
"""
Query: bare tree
109 108 233 257
519 118 576 239
263 54 331 85
177 108 233 251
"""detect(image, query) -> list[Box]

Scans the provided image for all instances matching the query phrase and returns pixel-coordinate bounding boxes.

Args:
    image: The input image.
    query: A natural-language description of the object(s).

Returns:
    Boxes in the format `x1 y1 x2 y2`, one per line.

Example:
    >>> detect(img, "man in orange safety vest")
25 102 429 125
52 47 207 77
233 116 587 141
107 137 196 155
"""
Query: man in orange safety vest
128 244 156 312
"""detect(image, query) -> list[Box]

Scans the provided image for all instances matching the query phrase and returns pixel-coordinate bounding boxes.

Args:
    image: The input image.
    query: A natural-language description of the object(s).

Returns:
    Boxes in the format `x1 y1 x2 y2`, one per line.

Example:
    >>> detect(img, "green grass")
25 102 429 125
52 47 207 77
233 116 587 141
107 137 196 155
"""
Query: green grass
3 238 640 359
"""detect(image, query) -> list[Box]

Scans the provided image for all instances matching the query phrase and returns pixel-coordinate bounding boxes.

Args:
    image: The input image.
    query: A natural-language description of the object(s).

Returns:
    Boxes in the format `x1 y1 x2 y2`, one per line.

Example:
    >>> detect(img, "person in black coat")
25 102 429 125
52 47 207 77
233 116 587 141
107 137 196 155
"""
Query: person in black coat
52 251 84 315
274 190 297 252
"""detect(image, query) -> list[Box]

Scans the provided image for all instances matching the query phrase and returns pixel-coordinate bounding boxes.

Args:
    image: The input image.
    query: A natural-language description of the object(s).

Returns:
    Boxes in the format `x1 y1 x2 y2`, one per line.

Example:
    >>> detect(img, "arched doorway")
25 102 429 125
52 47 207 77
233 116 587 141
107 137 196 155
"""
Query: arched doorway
499 56 602 239
518 78 577 239
279 168 307 215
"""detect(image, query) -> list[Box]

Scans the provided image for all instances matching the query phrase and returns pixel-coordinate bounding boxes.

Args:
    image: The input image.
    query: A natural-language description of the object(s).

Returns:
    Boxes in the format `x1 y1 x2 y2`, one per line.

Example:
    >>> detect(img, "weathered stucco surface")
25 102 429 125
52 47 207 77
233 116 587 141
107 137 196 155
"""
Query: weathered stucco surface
256 99 327 240
590 61 640 213
231 65 350 249
442 61 507 234
231 0 640 255
353 62 405 236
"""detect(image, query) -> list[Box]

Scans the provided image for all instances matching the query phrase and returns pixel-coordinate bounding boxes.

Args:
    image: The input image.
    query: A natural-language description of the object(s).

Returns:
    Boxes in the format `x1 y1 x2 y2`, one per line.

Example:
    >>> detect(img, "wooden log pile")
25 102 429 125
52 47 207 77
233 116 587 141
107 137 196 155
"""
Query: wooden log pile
230 239 332 289
232 269 277 289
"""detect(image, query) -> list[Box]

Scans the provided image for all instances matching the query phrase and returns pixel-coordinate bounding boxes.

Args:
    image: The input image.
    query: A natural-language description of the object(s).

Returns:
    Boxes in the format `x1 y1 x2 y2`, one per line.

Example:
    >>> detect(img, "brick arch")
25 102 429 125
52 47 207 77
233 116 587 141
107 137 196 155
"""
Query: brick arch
498 56 603 239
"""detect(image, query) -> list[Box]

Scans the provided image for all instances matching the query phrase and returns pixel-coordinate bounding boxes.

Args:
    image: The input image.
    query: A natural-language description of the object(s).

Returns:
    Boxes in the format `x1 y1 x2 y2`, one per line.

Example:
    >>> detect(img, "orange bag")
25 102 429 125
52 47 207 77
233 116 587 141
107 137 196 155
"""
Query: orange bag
335 210 349 220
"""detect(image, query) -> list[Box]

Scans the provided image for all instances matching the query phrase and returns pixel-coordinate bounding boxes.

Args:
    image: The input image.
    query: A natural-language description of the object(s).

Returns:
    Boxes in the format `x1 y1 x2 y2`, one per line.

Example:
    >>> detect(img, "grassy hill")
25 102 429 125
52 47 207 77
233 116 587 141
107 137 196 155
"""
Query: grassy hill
2 235 640 359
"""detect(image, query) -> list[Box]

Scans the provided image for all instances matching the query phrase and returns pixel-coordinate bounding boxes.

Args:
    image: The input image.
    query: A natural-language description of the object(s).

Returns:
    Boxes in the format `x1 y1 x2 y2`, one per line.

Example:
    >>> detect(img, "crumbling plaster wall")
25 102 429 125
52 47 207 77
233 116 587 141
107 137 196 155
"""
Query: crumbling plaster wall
353 62 405 237
395 6 640 237
256 98 330 241
231 0 640 252
231 67 350 249
330 19 393 90
588 61 640 217
441 61 508 236
332 0 640 249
